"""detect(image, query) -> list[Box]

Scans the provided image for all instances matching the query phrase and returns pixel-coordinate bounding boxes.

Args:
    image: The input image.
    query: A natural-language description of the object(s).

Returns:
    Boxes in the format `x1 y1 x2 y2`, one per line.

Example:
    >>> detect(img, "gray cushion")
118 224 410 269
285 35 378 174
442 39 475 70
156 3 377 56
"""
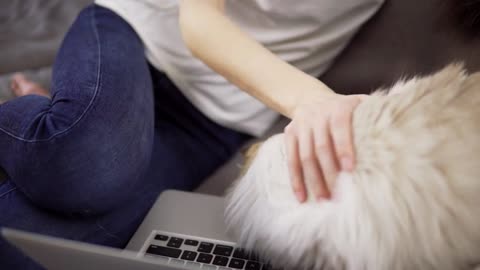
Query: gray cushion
0 0 92 100
0 0 92 74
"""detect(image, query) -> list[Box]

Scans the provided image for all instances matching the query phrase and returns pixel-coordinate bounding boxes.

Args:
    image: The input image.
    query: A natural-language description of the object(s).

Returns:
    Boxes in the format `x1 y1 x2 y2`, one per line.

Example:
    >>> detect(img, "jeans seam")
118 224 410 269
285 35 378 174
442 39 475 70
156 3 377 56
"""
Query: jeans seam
0 6 103 143
0 187 17 198
95 221 121 242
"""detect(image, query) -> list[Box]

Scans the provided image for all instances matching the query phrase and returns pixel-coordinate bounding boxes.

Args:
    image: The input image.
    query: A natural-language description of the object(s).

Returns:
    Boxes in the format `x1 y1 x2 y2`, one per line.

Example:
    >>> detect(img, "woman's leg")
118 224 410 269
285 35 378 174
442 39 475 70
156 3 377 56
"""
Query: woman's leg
0 4 155 269
0 57 251 270
0 5 154 215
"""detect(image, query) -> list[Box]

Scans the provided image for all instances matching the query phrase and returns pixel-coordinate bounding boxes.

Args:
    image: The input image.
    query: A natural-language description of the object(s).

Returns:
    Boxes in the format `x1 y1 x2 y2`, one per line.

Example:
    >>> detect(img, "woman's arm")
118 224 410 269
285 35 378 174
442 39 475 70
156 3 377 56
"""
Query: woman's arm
179 0 364 201
179 0 335 117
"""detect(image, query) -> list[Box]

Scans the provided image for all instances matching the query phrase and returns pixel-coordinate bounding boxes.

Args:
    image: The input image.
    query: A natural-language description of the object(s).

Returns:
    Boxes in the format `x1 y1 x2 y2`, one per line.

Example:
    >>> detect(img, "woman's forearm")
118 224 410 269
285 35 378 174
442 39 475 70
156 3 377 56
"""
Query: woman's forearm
179 0 336 118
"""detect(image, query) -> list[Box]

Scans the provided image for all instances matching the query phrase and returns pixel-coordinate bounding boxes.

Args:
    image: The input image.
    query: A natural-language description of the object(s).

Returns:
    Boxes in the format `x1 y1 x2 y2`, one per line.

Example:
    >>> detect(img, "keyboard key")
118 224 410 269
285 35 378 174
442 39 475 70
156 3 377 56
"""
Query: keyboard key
146 245 181 258
185 261 202 269
212 256 229 266
144 254 170 263
197 242 214 253
185 239 199 246
167 237 184 248
213 244 233 256
229 258 246 269
170 259 185 267
196 253 213 264
232 248 250 260
246 261 261 270
181 250 198 261
154 234 168 241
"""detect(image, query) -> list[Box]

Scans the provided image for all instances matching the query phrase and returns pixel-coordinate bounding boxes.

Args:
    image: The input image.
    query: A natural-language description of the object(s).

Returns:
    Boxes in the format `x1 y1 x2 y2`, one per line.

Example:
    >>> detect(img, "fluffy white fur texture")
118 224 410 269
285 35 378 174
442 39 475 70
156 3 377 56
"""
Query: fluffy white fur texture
225 64 480 270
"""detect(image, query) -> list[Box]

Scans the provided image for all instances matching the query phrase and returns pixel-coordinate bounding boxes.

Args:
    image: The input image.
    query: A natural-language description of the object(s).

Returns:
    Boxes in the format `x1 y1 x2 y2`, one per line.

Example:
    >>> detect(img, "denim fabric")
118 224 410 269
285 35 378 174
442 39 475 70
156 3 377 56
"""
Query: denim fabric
0 5 250 269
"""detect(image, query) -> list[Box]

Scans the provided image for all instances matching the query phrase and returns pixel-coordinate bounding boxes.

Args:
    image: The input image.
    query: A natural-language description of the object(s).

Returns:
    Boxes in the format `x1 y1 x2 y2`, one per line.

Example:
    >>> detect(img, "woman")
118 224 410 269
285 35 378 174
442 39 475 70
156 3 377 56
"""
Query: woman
0 0 383 268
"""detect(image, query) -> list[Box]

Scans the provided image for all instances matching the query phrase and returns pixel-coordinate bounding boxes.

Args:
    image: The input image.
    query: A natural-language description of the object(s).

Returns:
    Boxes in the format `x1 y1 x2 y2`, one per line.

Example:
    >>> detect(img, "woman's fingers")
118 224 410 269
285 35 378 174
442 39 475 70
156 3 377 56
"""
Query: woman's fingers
285 125 306 202
298 127 329 200
313 121 338 193
330 98 361 172
286 122 330 202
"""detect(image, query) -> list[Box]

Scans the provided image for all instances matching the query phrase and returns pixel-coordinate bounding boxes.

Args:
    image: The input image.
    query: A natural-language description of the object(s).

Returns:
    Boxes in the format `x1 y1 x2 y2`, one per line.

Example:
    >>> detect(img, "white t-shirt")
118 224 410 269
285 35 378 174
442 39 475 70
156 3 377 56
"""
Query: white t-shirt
95 0 384 136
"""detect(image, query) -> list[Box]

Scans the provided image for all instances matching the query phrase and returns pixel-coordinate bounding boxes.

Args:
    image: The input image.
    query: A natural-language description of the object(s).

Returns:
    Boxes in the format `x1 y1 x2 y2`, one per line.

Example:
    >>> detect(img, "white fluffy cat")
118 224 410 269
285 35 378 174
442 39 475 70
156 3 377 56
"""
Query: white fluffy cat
225 64 480 270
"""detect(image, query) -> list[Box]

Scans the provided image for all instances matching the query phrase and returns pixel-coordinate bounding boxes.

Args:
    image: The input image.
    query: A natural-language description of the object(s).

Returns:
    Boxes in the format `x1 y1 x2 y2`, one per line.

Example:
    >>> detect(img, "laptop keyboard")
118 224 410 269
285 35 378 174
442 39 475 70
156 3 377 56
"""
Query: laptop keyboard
142 230 274 270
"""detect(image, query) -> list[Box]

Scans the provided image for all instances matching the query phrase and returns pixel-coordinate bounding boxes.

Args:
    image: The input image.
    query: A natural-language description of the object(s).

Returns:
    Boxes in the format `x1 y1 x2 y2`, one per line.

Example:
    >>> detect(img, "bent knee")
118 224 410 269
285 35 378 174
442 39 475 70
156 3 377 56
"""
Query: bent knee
12 130 153 216
22 164 149 216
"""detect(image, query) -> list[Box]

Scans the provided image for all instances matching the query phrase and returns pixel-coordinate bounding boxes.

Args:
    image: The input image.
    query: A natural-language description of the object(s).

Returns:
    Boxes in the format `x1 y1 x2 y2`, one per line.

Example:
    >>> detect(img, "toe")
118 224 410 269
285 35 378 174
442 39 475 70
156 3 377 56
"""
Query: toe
10 73 27 95
11 73 27 86
10 75 19 91
12 73 26 81
10 73 49 98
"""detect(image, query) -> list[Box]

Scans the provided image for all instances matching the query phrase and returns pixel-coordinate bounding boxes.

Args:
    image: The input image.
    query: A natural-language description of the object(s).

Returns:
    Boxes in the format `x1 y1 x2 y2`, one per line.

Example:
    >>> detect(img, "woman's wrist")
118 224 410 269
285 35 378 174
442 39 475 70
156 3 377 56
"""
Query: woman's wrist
289 86 339 118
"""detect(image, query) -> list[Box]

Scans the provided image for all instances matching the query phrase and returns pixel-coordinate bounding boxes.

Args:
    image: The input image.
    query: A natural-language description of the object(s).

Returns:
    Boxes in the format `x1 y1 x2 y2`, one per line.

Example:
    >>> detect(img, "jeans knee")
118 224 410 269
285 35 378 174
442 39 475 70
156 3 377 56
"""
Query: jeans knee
14 121 154 216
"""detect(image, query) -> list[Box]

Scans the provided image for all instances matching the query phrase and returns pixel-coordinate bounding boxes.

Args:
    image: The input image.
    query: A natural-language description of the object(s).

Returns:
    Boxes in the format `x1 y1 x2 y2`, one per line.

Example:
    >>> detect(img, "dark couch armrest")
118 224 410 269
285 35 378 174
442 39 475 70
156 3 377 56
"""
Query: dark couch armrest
320 0 480 95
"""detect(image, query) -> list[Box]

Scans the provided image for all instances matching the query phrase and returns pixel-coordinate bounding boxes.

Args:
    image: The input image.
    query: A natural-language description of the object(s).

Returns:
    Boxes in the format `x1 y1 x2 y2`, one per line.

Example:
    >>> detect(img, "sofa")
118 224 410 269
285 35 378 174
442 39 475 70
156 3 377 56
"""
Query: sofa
1 0 480 195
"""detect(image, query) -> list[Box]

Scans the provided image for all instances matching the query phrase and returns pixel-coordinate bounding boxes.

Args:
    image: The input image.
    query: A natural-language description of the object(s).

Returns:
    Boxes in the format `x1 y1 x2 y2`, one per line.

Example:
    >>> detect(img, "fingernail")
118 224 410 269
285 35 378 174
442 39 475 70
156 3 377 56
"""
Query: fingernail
316 192 330 201
341 157 354 171
295 191 305 202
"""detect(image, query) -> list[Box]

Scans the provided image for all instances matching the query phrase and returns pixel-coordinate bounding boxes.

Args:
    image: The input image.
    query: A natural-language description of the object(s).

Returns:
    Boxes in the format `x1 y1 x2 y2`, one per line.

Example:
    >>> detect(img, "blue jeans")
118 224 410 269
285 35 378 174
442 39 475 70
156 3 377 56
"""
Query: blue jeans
0 5 250 269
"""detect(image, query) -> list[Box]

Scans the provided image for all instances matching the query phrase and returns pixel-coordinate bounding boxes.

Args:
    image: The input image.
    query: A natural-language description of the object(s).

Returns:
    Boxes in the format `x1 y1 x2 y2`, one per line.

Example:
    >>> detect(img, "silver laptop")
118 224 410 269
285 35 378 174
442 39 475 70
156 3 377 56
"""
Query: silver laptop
2 190 270 270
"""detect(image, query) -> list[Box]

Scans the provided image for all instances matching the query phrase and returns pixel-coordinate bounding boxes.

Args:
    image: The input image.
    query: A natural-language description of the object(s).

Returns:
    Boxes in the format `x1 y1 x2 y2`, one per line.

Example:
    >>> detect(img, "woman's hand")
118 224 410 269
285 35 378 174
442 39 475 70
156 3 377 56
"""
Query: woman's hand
284 93 366 202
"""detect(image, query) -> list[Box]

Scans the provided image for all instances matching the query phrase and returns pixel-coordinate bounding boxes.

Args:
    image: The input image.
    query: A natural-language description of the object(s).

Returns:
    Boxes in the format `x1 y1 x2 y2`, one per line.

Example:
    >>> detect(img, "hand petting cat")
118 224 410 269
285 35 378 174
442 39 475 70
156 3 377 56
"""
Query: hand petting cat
284 93 367 202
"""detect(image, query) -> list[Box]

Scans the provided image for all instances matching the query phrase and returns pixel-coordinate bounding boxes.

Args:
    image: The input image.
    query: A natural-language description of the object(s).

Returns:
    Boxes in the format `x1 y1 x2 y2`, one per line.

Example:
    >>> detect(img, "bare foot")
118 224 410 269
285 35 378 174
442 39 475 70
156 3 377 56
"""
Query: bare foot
10 73 50 98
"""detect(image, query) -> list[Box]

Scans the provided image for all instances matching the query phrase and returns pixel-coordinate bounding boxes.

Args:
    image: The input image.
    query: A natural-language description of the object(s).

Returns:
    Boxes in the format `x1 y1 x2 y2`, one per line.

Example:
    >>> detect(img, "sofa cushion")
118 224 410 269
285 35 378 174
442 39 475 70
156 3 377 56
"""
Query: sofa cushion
0 0 92 74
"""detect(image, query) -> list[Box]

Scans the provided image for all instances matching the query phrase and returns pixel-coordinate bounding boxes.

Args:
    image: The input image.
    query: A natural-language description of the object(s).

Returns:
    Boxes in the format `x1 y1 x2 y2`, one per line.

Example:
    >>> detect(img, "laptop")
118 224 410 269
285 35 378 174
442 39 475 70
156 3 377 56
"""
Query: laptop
2 190 272 270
